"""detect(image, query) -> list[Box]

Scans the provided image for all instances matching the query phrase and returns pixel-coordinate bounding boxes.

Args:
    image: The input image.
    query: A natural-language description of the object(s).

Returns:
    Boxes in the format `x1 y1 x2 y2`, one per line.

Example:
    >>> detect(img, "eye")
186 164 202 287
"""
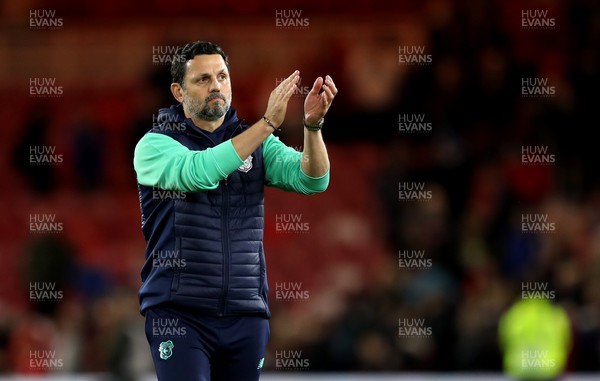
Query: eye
218 73 228 81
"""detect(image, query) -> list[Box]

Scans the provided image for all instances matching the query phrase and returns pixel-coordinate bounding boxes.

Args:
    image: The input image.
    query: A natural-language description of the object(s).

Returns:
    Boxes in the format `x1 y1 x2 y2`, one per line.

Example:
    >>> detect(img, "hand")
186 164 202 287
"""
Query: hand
304 75 337 125
264 70 300 127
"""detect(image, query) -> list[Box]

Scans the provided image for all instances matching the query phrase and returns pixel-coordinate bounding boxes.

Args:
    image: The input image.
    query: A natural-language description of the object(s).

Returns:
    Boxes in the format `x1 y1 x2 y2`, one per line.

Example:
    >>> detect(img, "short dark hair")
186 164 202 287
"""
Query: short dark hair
170 41 230 85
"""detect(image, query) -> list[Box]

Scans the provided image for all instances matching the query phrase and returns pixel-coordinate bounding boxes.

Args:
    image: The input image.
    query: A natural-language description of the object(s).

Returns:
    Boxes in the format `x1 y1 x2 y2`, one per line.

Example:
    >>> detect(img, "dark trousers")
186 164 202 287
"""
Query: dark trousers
145 306 270 381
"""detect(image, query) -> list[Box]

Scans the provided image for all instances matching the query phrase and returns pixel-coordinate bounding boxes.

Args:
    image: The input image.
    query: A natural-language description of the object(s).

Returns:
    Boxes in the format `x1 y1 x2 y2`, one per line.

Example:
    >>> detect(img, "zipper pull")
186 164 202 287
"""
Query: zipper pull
224 177 228 186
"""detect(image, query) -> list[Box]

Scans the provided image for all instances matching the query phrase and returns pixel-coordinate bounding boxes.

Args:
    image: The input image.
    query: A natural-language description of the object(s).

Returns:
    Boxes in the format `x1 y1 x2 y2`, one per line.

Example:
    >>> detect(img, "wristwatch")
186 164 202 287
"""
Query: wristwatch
303 117 324 131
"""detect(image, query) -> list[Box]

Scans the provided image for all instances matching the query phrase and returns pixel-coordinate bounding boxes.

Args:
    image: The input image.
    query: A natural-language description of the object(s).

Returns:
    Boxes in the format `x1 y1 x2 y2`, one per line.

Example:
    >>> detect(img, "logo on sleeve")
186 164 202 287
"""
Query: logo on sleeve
158 340 174 360
238 155 253 173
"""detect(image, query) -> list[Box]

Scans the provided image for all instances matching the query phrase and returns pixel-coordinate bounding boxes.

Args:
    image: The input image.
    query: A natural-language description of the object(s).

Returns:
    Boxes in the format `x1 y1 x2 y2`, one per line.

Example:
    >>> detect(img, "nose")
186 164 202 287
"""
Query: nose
209 76 221 92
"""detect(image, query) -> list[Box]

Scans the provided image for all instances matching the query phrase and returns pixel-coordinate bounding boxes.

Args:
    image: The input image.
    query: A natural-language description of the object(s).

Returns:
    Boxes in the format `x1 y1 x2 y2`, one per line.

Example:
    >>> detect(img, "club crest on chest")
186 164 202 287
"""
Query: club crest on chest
238 155 253 173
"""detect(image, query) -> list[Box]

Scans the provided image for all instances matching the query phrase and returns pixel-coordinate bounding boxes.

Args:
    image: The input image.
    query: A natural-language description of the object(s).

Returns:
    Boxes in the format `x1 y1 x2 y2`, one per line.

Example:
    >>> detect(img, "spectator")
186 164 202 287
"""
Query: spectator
498 295 572 381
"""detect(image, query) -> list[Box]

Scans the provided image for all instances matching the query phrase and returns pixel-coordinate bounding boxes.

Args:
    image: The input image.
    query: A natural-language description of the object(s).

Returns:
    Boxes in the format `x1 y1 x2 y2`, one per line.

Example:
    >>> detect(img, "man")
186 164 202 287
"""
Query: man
133 40 336 381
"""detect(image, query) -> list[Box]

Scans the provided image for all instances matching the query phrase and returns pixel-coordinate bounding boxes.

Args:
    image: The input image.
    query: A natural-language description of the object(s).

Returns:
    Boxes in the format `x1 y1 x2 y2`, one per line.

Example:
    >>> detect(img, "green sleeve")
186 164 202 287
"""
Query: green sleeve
133 132 244 192
263 134 330 194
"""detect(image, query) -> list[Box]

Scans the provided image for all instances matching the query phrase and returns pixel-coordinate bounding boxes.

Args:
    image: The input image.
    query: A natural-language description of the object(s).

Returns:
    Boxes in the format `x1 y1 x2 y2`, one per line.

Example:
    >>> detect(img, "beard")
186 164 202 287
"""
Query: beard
185 92 231 121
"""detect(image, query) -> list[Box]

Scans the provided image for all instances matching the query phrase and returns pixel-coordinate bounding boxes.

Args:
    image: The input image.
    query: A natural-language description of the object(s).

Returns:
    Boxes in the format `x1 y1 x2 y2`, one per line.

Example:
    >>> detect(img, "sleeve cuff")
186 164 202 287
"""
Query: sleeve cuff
299 168 330 192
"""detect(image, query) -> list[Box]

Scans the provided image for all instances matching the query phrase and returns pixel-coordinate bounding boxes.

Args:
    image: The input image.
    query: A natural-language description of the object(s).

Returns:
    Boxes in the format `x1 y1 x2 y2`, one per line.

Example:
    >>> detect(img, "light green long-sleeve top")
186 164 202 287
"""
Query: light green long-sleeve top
133 132 329 194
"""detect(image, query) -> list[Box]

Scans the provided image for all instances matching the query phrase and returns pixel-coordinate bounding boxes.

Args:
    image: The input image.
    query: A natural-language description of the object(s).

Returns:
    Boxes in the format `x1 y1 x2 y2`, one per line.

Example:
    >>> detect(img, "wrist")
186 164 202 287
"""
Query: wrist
303 116 324 131
262 115 280 132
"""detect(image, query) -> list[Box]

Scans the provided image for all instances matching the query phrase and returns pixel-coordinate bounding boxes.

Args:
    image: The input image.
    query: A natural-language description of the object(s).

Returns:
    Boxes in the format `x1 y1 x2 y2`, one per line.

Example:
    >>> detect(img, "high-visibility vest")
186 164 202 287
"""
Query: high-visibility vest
498 297 571 380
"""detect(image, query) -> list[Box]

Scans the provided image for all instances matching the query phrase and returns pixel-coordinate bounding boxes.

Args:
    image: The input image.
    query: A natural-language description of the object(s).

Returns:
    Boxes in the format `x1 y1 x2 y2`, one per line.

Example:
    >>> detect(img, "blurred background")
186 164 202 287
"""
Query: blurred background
1 0 600 379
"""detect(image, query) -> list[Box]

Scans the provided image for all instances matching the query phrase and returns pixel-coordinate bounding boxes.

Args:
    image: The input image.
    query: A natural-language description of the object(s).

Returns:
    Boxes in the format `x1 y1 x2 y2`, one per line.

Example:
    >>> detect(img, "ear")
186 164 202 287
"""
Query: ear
171 82 184 103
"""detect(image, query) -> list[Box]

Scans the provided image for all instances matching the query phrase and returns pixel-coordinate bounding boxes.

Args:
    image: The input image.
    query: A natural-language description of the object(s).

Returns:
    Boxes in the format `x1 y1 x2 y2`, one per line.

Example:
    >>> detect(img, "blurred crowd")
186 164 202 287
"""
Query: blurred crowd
267 0 600 374
1 0 600 378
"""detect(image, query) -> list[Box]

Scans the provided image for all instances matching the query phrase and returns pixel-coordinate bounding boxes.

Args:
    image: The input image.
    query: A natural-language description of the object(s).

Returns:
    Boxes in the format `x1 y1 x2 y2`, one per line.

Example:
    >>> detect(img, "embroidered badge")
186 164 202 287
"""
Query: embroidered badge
159 340 174 360
238 155 253 173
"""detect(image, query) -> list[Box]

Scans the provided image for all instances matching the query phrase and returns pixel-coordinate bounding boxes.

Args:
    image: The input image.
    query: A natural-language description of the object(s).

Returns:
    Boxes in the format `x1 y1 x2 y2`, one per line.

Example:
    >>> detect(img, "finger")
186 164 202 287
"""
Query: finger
281 82 298 102
324 75 338 95
321 83 335 102
283 70 300 86
319 85 335 106
287 83 299 98
309 77 324 95
275 71 299 96
283 72 300 91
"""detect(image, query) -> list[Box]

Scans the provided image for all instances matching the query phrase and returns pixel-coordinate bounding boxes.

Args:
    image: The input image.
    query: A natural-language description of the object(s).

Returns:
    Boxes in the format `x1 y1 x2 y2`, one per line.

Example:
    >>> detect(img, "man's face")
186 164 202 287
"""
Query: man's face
179 54 232 121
